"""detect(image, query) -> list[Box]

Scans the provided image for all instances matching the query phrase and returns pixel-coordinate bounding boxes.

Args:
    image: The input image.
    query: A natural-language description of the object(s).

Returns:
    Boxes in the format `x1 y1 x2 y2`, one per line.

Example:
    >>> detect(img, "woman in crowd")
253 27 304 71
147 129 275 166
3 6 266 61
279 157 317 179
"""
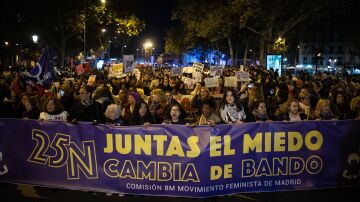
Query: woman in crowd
219 89 247 124
298 89 312 119
252 100 270 121
163 90 180 120
20 93 40 120
191 85 217 116
148 89 166 124
331 90 350 119
349 97 360 119
313 98 336 120
276 99 307 121
137 100 153 126
121 91 141 126
162 103 187 125
39 97 68 121
60 81 74 112
247 84 263 113
104 104 123 126
197 100 221 126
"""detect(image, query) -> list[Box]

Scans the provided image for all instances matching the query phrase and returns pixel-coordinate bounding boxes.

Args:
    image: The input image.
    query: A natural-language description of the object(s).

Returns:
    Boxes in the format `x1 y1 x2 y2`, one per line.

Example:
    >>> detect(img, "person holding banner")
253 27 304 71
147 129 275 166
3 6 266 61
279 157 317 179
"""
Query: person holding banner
104 104 123 126
219 89 247 125
251 100 270 122
39 97 68 122
162 103 187 125
68 85 105 124
313 98 336 120
137 100 154 128
276 99 307 121
191 85 217 116
121 91 141 126
19 93 40 120
197 100 221 126
148 89 166 124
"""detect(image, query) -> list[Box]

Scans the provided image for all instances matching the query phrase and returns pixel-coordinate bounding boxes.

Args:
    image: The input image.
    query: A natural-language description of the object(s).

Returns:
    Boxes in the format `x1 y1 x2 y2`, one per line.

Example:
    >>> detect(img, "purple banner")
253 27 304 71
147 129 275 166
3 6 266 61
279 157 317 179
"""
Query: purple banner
0 118 359 197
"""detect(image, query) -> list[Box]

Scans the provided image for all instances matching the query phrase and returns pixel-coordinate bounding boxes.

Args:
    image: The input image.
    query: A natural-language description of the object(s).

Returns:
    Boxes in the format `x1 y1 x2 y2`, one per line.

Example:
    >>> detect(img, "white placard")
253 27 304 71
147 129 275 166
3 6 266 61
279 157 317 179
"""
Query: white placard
224 76 237 87
204 77 219 88
192 71 202 83
210 66 223 77
236 71 251 82
193 62 204 73
123 55 135 73
171 67 183 76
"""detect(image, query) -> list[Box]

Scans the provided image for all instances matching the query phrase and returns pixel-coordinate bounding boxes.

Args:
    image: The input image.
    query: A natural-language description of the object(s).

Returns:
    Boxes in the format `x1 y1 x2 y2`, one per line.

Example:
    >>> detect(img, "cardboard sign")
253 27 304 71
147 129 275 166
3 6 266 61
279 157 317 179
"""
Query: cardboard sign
182 66 194 74
210 66 223 77
123 55 135 73
182 77 195 90
236 71 251 82
171 67 183 76
224 76 237 87
204 77 219 88
192 72 202 83
193 62 204 73
108 63 124 78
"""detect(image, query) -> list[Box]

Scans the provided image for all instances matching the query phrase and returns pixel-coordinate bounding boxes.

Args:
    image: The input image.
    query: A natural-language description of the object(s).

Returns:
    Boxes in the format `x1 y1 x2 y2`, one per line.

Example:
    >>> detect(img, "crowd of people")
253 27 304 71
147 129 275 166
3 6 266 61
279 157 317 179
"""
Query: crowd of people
1 64 360 127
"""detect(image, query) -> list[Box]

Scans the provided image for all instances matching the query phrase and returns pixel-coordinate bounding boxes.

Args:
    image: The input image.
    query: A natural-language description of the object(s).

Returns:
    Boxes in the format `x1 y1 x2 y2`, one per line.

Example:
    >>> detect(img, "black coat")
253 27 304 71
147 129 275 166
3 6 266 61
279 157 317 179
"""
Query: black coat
68 101 105 123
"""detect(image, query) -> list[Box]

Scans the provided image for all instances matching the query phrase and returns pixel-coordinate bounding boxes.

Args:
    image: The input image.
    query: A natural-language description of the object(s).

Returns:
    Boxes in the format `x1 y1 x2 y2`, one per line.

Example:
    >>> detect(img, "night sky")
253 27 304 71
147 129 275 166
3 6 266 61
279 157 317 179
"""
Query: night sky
131 0 176 53
0 0 177 55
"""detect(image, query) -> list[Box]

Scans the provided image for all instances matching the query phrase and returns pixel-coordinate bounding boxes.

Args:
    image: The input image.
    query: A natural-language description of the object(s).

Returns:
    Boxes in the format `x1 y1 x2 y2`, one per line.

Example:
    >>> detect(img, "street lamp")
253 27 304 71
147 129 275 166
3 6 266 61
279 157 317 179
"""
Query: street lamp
315 52 322 73
108 40 111 59
249 49 256 65
121 45 126 57
136 48 139 63
32 35 38 43
143 41 153 63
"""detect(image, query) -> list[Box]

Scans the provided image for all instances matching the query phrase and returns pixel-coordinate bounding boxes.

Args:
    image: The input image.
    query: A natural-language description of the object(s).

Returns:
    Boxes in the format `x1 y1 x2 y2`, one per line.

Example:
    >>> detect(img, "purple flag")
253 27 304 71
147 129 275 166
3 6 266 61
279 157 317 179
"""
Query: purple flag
20 48 54 88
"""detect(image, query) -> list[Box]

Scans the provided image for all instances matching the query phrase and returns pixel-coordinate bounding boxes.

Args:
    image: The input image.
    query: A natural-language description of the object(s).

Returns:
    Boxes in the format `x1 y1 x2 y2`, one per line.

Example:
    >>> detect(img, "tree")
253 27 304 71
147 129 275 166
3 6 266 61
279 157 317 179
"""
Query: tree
30 0 144 68
166 0 268 66
242 0 330 65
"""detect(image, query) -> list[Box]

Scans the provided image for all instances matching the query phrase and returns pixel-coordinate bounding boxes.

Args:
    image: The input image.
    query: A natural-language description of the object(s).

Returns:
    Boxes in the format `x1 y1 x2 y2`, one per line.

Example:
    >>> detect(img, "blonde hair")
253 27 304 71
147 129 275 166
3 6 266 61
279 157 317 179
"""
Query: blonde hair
149 79 160 90
150 89 166 106
314 98 330 118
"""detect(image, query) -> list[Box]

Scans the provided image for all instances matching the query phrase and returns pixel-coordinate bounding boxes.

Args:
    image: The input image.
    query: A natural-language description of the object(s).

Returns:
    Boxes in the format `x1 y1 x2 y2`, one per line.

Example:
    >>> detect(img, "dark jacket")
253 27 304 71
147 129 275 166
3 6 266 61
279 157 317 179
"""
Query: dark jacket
68 101 105 123
276 112 307 121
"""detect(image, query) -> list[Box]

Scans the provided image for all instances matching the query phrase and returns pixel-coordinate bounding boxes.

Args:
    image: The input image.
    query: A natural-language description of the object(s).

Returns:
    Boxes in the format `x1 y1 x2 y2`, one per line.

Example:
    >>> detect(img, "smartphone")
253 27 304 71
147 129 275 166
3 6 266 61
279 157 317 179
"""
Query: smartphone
247 83 254 88
269 89 274 95
60 89 64 96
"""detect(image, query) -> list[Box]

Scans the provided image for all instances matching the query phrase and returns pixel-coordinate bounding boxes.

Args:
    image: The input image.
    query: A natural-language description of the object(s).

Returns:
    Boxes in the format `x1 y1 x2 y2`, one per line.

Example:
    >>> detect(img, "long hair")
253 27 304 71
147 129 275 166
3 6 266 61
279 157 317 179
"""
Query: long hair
42 97 64 114
221 88 243 111
165 102 187 122
314 98 333 119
